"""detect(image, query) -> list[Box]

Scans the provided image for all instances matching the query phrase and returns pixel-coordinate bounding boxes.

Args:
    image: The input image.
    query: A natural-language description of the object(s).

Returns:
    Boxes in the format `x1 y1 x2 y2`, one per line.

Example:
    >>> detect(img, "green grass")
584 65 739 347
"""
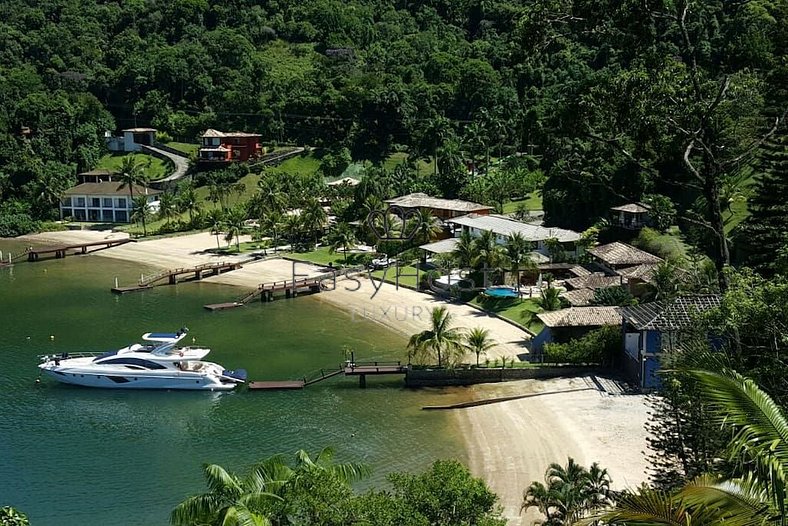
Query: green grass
95 153 172 181
370 264 422 288
470 295 544 333
384 152 436 177
167 142 199 156
194 173 262 208
266 152 322 176
502 192 543 214
287 246 349 267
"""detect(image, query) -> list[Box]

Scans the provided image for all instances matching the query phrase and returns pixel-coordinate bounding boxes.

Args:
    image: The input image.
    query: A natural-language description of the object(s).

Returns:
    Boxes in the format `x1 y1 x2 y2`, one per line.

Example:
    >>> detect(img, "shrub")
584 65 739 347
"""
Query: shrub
543 325 621 365
632 227 685 261
0 213 39 237
590 286 636 306
156 131 173 143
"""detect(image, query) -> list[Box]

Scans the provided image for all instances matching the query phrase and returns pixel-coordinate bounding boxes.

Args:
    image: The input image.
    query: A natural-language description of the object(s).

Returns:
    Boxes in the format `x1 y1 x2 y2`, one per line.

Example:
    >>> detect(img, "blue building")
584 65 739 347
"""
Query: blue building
620 295 721 389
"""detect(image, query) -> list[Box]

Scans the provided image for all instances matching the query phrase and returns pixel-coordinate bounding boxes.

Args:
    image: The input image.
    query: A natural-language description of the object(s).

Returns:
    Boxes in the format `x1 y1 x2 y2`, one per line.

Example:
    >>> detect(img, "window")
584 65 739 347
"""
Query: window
76 197 86 207
211 137 221 146
90 197 101 208
95 357 167 370
61 208 72 218
102 210 114 222
115 210 128 222
74 209 86 221
116 198 127 209
88 209 100 221
103 198 113 208
63 197 72 206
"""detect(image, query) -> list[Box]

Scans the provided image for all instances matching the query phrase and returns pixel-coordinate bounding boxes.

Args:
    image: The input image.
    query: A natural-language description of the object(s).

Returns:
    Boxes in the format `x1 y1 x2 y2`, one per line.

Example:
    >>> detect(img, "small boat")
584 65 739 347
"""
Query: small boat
38 329 246 391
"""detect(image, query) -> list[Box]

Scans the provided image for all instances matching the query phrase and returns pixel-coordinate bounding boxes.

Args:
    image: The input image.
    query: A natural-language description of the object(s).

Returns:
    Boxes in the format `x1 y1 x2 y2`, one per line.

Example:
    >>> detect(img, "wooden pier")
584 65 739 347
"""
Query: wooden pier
27 238 132 261
204 276 326 311
112 261 242 293
248 361 406 390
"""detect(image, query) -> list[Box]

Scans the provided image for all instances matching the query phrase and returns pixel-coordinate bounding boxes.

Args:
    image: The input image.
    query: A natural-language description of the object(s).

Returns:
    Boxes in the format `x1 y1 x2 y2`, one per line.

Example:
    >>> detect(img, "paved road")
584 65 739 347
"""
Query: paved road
141 144 189 183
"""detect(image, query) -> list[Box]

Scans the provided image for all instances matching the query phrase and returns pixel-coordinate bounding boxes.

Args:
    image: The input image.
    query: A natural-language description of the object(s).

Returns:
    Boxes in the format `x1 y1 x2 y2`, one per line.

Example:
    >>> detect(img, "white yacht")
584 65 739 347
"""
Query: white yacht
38 329 246 391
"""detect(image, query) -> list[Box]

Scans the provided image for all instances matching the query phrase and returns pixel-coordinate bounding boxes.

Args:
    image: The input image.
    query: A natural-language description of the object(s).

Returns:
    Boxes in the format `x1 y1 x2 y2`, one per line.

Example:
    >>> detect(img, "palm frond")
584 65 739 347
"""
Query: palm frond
690 369 788 513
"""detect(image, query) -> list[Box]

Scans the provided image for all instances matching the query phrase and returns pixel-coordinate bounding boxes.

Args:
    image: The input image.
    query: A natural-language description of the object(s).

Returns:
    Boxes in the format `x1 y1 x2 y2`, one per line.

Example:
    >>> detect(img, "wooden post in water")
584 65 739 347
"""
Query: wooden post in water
114 277 119 288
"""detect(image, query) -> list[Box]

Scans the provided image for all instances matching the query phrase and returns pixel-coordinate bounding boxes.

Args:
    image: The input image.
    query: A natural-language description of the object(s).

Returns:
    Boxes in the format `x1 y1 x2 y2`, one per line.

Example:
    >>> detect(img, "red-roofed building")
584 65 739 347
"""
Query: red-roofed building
198 129 263 165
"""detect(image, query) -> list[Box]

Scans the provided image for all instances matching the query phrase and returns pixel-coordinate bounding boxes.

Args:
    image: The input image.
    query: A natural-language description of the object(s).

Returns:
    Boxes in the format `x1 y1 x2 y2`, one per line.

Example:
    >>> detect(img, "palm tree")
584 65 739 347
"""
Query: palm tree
301 198 328 247
282 213 303 248
328 222 357 264
473 229 505 277
407 306 465 367
590 366 788 525
522 458 612 526
131 195 151 237
224 206 247 251
537 286 563 311
116 155 148 206
650 260 680 301
260 210 283 253
465 327 496 367
452 230 476 269
171 462 281 526
177 184 200 227
158 192 178 228
410 208 443 245
171 448 370 526
506 232 534 292
206 208 225 250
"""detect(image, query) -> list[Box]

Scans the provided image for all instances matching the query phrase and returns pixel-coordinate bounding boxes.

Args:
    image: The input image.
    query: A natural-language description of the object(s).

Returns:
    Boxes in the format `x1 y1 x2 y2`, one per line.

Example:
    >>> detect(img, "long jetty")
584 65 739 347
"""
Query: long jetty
111 261 242 293
203 266 365 311
26 238 132 261
248 361 408 390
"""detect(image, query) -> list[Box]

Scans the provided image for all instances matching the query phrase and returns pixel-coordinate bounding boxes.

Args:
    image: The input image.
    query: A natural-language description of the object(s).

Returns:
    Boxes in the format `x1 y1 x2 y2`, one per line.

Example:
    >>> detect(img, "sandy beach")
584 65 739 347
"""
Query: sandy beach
457 377 649 525
16 230 651 523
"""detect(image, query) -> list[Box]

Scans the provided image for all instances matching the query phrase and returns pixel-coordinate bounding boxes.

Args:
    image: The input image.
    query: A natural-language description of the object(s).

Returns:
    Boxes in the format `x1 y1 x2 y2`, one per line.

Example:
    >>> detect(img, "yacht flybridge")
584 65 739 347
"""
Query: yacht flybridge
38 329 246 391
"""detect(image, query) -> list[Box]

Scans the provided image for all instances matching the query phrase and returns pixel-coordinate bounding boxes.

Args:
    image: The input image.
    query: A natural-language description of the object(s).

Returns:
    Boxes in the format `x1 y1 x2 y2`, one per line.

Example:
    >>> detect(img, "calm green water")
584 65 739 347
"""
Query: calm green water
0 245 466 526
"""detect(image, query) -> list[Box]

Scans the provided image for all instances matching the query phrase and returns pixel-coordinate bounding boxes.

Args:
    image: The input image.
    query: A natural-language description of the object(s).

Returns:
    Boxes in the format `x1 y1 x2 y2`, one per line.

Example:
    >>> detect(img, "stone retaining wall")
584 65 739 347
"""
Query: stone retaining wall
404 365 601 387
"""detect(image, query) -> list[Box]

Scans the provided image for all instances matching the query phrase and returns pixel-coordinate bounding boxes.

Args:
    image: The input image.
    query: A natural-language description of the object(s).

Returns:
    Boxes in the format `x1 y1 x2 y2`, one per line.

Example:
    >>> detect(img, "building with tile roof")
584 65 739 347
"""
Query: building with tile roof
60 182 161 223
531 306 623 352
588 241 663 270
620 295 721 389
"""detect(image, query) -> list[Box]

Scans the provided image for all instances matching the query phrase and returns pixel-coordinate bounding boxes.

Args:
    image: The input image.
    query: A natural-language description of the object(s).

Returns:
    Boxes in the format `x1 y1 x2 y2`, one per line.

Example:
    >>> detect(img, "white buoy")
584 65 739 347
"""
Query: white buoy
50 335 55 340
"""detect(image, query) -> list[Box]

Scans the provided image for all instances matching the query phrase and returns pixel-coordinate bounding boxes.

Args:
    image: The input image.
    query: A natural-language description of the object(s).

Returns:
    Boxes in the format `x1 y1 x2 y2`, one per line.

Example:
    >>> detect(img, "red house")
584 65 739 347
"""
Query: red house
198 129 263 165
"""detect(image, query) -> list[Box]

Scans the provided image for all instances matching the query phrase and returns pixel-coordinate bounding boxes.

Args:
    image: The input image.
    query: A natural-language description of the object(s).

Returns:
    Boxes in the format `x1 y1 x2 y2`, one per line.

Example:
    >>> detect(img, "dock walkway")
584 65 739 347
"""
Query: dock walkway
249 361 406 390
112 261 241 293
27 238 132 261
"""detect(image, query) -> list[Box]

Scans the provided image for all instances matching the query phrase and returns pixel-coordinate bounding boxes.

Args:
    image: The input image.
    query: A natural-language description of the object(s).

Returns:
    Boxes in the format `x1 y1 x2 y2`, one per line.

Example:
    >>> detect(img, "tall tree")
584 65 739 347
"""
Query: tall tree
131 195 151 237
116 156 148 207
407 306 464 367
465 327 496 367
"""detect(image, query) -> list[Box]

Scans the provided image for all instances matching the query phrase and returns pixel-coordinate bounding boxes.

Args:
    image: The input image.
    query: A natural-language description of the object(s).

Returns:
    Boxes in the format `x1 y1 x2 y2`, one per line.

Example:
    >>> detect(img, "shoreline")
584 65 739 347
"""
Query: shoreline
13 230 650 523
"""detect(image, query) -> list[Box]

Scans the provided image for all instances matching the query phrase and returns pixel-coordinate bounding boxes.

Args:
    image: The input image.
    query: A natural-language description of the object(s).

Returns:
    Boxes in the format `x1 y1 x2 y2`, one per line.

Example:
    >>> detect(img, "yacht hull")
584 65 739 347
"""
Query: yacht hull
40 368 239 391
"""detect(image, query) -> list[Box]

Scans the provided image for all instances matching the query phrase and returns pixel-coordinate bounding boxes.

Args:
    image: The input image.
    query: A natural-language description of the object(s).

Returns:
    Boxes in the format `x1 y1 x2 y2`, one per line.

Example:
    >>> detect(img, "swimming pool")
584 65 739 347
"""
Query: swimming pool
484 286 518 298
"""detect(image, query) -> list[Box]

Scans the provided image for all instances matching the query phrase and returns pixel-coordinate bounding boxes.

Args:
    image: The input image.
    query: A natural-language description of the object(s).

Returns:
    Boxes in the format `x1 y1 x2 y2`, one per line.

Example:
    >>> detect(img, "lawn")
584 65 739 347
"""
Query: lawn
384 152 435 177
194 173 262 208
96 153 172 181
167 142 199 156
470 295 544 334
266 151 322 176
723 198 751 234
370 263 423 289
502 192 543 214
287 246 350 267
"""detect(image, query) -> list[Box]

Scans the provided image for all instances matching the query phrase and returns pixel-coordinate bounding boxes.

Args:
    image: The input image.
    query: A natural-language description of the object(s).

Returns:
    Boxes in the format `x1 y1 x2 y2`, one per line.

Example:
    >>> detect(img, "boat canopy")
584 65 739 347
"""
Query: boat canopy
142 329 188 343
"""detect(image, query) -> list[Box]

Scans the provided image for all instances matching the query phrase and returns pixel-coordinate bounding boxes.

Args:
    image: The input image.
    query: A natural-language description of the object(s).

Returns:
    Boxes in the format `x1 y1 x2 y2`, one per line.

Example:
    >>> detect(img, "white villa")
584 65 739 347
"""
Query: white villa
60 182 161 223
446 214 581 257
106 128 157 152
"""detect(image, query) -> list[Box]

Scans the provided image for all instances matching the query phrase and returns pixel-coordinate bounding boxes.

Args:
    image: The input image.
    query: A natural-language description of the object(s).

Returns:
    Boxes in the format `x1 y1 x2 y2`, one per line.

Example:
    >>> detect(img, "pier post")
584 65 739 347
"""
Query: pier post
114 277 119 288
195 270 202 280
359 374 366 388
285 289 291 299
169 274 176 285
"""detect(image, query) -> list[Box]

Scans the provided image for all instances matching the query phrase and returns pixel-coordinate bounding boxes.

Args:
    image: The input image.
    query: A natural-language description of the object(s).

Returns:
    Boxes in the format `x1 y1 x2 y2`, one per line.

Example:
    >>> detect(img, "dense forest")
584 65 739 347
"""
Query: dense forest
0 0 785 273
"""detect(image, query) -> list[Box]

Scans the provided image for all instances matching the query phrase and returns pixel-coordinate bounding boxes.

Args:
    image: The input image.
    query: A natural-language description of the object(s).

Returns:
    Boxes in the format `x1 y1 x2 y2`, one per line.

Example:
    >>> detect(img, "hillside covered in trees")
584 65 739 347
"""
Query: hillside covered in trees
0 0 785 273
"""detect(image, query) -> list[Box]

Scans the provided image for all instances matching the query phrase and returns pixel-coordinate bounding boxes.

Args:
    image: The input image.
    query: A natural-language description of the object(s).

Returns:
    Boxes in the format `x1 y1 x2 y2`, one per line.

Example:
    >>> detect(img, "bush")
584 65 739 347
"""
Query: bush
0 213 39 237
543 325 621 365
632 227 685 261
155 131 173 143
38 221 68 233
